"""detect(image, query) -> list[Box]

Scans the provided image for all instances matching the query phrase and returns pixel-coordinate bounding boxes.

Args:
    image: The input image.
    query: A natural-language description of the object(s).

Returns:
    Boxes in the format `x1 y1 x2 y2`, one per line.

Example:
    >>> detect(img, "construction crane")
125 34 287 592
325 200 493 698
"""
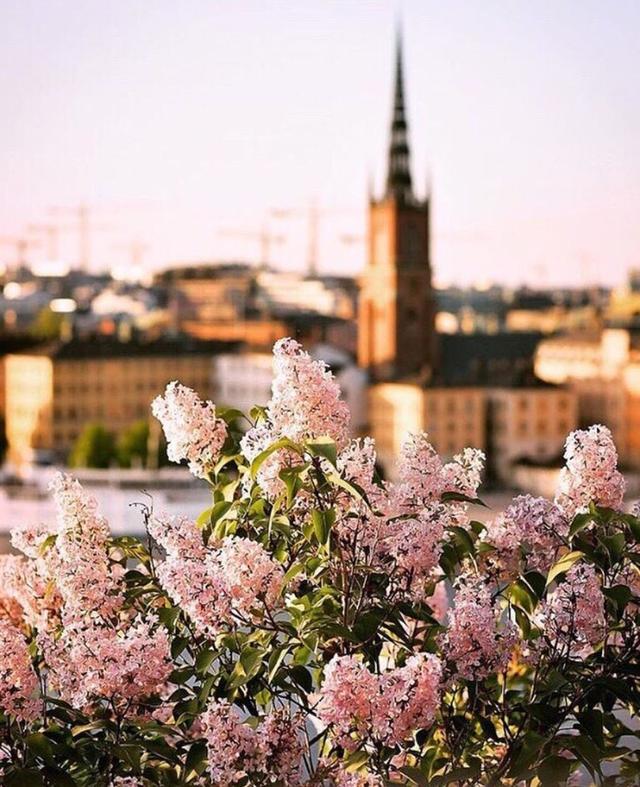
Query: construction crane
48 203 111 271
271 202 321 277
28 223 60 260
273 202 363 277
0 235 41 272
113 239 149 269
218 225 285 269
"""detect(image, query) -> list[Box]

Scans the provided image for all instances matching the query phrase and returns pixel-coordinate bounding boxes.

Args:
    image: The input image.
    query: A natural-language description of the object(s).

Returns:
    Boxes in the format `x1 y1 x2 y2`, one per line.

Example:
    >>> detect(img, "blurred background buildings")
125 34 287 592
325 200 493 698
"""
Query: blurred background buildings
1 3 639 531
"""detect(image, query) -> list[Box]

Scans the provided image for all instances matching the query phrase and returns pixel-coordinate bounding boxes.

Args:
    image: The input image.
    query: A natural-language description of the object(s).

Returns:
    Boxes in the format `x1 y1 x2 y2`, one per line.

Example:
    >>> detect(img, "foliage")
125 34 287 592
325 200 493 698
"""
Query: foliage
29 307 65 341
116 420 149 468
2 338 640 786
68 423 116 468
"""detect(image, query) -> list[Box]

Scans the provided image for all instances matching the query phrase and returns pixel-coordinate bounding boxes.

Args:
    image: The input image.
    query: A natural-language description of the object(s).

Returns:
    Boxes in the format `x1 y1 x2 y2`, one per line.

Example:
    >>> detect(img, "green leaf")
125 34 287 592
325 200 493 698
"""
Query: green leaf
578 708 605 750
546 550 584 586
41 767 77 787
228 646 264 689
157 606 180 628
306 436 338 466
628 517 640 541
195 648 217 674
288 664 313 693
216 406 245 424
602 532 625 562
326 472 370 506
603 584 632 616
513 605 531 638
196 506 213 526
508 731 546 778
113 743 143 769
509 579 539 614
250 437 301 479
71 720 111 737
268 643 292 681
312 508 335 546
537 755 572 786
569 511 595 537
447 525 476 555
26 733 54 763
4 770 45 787
249 404 268 422
431 760 481 785
441 490 488 507
282 562 304 589
185 740 208 774
279 464 308 505
397 766 428 785
38 533 57 556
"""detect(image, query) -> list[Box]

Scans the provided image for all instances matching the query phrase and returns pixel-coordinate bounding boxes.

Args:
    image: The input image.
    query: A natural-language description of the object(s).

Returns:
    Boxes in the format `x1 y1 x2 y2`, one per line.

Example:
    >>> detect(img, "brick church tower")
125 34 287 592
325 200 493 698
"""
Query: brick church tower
358 34 437 381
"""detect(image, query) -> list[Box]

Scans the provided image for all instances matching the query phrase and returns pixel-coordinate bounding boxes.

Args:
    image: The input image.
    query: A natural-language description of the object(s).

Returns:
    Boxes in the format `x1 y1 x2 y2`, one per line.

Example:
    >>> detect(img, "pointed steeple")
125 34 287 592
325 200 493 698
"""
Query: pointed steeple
386 29 413 202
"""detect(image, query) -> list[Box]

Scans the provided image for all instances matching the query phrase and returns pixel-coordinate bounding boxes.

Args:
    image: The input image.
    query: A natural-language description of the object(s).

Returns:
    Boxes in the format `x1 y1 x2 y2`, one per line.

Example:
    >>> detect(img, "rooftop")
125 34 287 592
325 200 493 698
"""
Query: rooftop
9 336 241 361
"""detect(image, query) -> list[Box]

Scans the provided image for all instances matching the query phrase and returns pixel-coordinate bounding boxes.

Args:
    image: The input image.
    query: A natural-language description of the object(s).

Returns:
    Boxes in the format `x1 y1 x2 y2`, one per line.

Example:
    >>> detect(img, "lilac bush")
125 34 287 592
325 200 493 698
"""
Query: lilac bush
1 337 640 785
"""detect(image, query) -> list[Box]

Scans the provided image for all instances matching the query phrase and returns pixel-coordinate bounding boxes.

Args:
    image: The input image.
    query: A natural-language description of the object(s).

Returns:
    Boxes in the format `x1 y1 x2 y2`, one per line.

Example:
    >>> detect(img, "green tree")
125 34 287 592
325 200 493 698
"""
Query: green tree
29 307 65 340
116 419 149 468
68 423 115 468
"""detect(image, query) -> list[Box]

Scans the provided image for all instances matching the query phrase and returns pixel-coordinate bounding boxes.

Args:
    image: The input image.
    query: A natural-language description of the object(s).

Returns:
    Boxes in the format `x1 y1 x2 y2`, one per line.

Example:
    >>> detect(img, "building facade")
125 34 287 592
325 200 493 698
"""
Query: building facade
368 382 577 483
5 338 232 466
213 345 367 434
535 328 640 468
368 383 486 477
487 387 577 481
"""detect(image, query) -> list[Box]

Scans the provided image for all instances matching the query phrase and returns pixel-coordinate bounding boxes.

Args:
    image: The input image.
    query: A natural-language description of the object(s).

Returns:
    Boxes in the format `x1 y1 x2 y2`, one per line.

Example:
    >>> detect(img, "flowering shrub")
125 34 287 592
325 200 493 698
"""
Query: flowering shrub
2 337 640 785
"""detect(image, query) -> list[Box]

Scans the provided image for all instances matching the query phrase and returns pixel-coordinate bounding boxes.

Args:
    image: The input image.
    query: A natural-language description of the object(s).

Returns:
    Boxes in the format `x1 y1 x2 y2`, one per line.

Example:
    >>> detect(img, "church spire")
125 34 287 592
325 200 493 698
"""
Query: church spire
386 29 413 202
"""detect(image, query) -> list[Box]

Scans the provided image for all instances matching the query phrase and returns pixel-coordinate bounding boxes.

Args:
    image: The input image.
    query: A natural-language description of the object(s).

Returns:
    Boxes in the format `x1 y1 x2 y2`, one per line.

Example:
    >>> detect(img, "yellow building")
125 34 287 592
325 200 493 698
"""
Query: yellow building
5 338 231 466
535 328 640 468
368 382 577 483
368 383 486 477
487 386 577 481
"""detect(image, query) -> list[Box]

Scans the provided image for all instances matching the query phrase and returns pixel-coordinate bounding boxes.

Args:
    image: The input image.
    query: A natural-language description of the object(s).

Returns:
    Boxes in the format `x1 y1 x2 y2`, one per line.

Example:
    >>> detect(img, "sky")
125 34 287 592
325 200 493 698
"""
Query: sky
1 0 639 287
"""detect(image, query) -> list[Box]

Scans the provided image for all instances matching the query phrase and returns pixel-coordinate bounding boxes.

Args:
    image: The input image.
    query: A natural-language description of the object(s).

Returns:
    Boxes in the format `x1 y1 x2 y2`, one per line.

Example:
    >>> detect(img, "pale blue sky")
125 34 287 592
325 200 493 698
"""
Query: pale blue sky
1 0 639 286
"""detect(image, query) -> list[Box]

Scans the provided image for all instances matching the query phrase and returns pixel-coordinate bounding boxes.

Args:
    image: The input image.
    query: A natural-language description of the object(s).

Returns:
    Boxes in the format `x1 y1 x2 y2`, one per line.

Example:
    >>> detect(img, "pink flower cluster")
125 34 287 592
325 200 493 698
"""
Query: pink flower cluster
0 619 40 722
152 381 228 479
484 495 569 576
269 337 350 446
0 555 31 627
334 433 485 600
330 769 384 787
149 514 284 636
316 652 442 748
241 338 350 497
442 574 518 681
384 438 485 595
49 473 123 622
556 424 625 519
427 582 449 622
4 532 62 630
334 437 387 554
201 699 303 785
538 563 606 658
41 614 172 710
394 434 484 513
383 510 446 597
6 475 172 714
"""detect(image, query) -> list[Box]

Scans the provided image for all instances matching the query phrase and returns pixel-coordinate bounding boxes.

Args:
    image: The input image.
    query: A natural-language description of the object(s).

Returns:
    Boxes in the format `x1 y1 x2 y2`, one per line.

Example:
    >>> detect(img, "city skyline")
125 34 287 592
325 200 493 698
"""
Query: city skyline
1 0 639 287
